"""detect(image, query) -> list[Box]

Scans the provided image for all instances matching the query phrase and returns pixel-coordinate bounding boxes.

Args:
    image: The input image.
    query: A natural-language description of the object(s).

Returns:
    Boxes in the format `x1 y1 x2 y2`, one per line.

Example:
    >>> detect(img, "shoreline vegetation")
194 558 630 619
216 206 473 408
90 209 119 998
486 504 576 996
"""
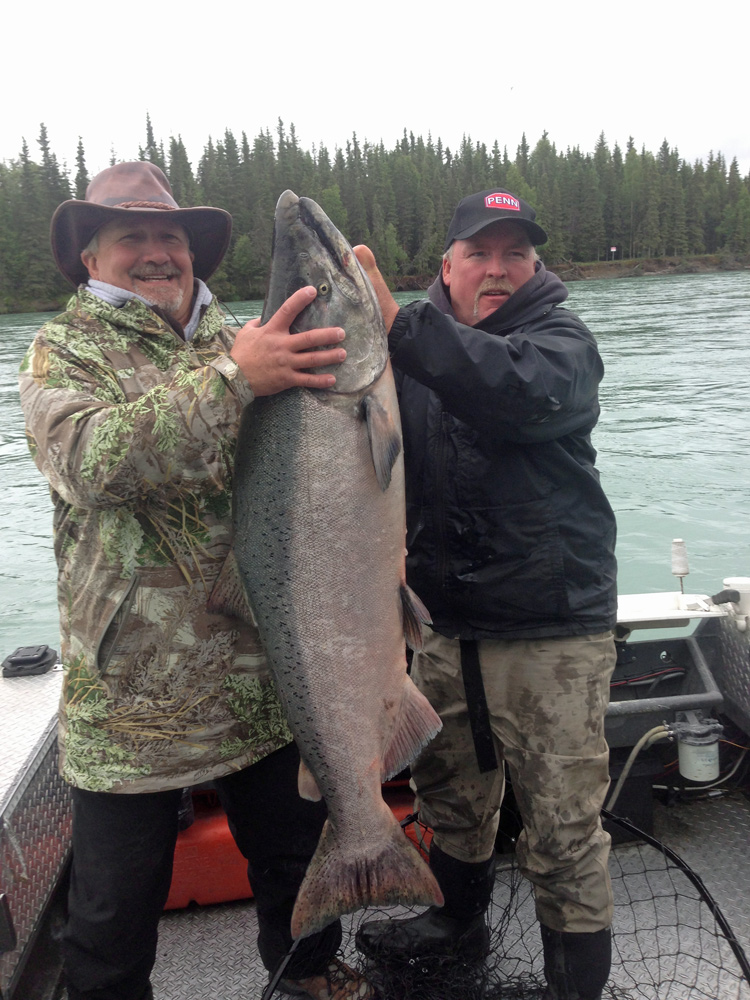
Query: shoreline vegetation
9 253 749 316
3 119 749 314
392 252 750 292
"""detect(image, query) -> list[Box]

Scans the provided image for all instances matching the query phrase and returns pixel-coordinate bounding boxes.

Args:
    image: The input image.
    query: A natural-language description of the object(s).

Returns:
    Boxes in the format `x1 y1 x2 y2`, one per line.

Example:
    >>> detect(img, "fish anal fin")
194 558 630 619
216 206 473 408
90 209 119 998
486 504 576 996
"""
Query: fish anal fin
401 584 431 651
206 550 257 625
298 758 322 801
362 392 401 491
382 676 443 781
290 807 444 940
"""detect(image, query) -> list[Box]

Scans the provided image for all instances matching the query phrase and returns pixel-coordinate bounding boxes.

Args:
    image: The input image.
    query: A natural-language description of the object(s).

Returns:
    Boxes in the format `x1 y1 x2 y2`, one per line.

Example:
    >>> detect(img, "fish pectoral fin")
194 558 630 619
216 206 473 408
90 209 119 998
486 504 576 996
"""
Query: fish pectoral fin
298 758 323 801
382 676 443 781
362 391 402 491
206 550 258 625
401 584 432 651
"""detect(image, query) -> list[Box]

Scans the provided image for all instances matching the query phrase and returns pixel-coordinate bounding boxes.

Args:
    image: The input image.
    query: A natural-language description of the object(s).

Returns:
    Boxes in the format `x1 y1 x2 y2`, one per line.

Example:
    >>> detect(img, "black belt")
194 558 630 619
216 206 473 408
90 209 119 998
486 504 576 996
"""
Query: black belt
459 639 498 773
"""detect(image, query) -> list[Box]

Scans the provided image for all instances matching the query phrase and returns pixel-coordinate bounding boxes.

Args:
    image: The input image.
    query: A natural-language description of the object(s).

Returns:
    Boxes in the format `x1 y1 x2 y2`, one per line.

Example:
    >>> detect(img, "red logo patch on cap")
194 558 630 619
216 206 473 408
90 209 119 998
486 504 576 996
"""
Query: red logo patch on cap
485 194 521 211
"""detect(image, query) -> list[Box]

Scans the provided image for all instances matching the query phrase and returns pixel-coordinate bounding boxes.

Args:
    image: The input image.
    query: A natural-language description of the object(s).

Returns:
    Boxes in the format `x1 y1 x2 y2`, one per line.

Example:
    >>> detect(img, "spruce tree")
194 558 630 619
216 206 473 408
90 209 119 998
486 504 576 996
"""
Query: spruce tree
74 138 89 199
2 122 748 309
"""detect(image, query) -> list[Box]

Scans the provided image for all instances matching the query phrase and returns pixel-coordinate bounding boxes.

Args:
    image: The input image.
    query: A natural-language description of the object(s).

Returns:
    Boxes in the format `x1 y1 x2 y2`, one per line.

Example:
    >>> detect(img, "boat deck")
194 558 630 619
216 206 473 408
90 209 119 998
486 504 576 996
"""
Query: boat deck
137 791 750 1000
5 608 750 1000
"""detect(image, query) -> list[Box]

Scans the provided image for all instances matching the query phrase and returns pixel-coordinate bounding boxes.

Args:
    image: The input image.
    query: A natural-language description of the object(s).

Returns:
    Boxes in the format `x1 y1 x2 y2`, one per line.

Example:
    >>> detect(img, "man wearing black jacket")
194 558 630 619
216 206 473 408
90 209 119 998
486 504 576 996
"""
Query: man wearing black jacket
353 190 617 1000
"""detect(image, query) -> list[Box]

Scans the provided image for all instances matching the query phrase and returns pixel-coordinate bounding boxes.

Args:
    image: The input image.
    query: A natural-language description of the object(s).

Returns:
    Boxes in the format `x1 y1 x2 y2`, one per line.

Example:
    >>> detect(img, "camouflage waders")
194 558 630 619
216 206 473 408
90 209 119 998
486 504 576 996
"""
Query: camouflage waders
409 627 616 935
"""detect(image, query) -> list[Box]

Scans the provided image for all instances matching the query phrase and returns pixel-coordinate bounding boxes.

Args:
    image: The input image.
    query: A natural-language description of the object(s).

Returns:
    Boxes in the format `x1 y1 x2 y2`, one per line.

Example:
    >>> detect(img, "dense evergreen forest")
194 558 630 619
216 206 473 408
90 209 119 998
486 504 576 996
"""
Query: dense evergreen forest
2 118 749 312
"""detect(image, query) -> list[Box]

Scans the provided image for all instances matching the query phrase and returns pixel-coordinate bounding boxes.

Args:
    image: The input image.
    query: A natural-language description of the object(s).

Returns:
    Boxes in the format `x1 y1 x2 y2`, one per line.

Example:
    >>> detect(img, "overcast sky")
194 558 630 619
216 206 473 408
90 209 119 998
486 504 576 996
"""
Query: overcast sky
3 0 747 182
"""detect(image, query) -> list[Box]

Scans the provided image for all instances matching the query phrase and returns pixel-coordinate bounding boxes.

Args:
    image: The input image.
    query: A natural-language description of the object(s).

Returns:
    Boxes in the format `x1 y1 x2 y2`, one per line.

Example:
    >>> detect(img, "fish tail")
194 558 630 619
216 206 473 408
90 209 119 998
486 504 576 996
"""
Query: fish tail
290 808 444 940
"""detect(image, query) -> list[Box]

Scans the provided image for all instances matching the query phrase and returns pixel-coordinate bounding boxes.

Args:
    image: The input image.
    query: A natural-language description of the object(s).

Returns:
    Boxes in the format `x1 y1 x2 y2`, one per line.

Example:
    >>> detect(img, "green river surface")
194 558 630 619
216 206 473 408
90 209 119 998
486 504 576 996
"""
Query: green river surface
2 270 749 659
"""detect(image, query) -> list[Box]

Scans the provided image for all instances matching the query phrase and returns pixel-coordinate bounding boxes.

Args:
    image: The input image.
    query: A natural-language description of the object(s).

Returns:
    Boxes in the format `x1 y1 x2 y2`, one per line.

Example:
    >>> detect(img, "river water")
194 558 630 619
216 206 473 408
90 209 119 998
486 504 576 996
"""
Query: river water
1 271 749 659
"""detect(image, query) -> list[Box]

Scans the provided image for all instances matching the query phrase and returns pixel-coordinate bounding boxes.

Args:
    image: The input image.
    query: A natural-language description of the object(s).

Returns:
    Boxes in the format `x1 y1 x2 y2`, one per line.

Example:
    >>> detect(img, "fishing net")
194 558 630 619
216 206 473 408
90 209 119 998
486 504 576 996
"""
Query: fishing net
337 805 750 1000
151 738 750 1000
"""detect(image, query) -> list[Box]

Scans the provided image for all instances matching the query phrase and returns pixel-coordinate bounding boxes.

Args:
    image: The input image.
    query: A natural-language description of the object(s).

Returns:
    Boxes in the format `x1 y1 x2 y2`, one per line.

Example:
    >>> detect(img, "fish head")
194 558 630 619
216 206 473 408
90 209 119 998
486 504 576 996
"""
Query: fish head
261 190 388 394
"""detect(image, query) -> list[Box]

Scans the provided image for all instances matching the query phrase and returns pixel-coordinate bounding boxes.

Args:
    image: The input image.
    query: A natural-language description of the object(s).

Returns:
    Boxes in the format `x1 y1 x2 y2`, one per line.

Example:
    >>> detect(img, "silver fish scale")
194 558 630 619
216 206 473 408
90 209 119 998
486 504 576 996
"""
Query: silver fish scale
229 335 446 939
233 382 407 792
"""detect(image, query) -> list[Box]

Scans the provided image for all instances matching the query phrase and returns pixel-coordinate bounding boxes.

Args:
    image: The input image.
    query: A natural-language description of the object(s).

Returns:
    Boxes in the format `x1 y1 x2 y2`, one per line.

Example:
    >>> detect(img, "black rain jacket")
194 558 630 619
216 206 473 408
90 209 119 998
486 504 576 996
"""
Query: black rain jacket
388 262 617 641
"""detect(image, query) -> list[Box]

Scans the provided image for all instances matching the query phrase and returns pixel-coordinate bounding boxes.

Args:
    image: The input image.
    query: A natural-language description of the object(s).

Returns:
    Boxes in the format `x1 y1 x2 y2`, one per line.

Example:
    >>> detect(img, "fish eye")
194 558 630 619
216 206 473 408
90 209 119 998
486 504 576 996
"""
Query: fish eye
318 282 330 296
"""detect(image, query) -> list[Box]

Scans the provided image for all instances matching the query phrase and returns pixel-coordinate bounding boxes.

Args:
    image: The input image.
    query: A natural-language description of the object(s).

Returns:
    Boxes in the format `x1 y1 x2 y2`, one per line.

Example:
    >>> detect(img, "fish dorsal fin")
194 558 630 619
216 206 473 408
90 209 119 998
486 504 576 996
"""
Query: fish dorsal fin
401 584 431 651
206 550 257 625
362 391 402 491
298 758 322 801
382 675 443 781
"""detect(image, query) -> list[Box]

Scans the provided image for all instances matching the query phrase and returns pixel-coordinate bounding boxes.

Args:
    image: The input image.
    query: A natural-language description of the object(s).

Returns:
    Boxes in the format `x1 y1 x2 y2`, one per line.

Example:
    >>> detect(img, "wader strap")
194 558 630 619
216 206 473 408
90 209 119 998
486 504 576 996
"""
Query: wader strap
459 639 497 774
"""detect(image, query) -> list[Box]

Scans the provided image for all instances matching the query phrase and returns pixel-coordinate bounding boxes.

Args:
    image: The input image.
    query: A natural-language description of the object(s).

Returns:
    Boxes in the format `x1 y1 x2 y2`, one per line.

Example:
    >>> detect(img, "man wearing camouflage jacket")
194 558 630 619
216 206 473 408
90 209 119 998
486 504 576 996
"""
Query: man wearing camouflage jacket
19 162 373 1000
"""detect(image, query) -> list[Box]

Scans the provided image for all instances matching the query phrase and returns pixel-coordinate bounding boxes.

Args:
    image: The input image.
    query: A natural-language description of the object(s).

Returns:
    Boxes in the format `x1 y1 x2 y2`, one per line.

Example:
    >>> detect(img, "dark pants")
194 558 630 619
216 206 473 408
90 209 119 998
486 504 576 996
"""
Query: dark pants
64 743 341 1000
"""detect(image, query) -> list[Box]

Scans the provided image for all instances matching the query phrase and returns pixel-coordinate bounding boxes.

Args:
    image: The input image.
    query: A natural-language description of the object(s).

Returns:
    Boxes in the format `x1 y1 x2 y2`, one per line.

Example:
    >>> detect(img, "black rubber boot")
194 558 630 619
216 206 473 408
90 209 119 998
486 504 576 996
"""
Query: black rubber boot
540 925 612 1000
355 842 495 964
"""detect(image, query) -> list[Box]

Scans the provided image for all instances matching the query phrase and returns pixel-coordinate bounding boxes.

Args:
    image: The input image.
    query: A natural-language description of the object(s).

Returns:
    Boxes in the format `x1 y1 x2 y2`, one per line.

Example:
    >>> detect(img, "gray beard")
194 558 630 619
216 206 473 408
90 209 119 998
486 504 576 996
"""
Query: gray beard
138 285 185 317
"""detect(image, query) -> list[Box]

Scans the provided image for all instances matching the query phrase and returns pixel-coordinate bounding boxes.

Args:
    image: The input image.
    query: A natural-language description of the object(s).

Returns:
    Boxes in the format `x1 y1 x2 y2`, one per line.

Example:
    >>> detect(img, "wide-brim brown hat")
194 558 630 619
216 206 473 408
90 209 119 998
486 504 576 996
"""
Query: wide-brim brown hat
51 161 232 287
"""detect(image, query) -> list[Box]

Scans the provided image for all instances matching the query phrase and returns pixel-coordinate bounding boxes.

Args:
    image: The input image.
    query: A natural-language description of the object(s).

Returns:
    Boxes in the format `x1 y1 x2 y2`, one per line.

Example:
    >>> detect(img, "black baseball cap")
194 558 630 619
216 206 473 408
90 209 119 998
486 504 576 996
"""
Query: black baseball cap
444 189 548 250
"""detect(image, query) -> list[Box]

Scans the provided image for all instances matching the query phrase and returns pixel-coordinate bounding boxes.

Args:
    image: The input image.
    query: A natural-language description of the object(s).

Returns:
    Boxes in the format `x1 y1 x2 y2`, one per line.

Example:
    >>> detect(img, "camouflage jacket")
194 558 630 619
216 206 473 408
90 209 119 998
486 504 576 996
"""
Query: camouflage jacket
19 288 292 792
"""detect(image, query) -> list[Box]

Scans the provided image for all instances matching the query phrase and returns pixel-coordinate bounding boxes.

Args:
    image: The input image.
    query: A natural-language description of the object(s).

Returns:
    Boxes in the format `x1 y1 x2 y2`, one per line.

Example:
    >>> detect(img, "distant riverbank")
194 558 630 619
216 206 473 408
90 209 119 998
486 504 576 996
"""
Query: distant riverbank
393 252 750 291
6 253 749 314
550 251 750 282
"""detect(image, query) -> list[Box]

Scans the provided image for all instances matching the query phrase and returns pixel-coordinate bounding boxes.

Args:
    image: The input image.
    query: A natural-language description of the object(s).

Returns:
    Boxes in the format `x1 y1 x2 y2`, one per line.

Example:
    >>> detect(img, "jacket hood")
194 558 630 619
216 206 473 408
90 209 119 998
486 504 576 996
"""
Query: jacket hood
427 261 569 332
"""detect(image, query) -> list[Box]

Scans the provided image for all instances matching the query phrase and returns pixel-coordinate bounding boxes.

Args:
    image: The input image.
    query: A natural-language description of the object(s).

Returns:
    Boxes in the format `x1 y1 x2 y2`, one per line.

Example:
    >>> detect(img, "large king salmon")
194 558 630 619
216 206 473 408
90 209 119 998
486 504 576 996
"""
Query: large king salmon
213 191 443 939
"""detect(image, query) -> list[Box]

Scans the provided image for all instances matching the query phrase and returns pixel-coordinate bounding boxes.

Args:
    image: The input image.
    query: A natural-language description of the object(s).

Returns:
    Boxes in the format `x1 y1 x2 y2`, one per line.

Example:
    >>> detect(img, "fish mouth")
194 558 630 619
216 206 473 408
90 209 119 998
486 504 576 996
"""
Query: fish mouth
271 191 364 307
275 189 301 228
297 197 360 302
265 190 388 392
